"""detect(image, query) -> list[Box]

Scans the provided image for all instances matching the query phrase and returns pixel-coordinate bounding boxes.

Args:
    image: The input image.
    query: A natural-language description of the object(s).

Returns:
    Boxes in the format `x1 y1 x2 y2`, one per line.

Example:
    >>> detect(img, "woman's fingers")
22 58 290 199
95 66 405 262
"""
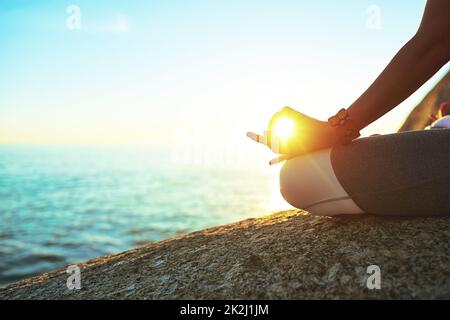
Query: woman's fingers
246 132 267 146
247 131 284 155
247 131 285 153
269 154 295 166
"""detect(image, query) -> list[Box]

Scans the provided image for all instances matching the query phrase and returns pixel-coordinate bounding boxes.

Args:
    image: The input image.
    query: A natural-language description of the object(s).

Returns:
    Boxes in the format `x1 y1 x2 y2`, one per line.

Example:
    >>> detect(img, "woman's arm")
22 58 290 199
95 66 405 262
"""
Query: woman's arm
348 0 450 129
248 0 450 159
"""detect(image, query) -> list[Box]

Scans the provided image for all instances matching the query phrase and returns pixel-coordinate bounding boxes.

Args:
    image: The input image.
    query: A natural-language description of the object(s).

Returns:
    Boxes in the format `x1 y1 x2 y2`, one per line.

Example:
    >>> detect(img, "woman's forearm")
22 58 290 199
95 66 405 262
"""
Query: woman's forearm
347 0 450 130
348 33 449 130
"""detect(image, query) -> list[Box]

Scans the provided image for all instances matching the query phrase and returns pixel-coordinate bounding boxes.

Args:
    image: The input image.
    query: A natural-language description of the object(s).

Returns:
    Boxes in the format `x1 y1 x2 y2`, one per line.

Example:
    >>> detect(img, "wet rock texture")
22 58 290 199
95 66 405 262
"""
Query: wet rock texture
1 210 450 299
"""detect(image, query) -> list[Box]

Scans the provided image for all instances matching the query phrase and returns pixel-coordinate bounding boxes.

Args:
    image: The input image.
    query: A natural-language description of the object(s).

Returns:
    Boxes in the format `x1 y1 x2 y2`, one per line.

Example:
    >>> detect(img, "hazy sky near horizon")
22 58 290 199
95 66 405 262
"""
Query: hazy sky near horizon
1 0 449 149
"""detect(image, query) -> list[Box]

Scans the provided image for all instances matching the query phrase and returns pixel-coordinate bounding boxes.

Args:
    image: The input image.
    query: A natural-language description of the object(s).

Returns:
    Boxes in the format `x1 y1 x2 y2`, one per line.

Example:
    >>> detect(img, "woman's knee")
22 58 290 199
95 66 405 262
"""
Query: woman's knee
279 157 307 209
279 148 360 214
279 153 365 216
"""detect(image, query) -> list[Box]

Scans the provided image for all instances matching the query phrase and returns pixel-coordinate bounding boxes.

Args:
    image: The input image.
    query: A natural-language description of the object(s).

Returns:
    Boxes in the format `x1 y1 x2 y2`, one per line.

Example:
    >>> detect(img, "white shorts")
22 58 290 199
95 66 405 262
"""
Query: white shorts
279 148 365 216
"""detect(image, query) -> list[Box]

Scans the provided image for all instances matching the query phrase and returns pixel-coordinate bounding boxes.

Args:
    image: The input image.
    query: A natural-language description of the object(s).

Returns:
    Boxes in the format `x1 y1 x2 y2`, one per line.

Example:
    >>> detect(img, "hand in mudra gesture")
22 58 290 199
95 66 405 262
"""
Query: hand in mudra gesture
247 106 338 164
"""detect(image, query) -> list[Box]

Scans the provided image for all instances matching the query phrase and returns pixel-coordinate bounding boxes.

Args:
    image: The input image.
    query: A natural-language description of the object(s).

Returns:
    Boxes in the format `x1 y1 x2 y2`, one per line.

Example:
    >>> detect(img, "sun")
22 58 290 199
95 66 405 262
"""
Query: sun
273 117 295 138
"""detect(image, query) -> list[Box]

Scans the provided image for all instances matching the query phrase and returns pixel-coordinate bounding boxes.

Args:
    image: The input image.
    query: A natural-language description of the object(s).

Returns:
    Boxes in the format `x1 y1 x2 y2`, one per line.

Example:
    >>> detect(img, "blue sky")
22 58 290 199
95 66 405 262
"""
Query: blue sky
0 0 448 147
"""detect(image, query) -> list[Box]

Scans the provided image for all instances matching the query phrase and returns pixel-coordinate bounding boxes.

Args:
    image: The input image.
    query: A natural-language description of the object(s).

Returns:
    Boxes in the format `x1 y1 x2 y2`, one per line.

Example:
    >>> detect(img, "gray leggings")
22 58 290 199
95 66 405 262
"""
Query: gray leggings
280 129 450 216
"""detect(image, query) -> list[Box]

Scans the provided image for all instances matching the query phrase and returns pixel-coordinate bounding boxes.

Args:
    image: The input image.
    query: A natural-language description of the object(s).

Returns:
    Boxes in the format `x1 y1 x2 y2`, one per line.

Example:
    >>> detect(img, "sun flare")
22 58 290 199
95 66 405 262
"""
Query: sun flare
273 117 295 138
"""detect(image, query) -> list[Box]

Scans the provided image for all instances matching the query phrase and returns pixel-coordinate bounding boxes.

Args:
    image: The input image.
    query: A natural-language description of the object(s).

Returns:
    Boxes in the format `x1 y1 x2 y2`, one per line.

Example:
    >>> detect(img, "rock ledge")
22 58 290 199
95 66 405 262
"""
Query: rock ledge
1 210 449 299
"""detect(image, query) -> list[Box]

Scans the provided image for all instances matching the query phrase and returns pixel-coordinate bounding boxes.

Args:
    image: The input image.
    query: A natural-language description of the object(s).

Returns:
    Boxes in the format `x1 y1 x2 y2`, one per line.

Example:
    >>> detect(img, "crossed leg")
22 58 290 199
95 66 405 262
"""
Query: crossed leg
280 148 365 216
279 129 450 216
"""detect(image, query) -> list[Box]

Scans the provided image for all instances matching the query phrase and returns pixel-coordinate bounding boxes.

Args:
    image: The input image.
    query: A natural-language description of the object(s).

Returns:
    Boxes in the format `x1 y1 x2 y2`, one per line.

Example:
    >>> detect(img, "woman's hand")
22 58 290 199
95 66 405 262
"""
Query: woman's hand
247 106 337 163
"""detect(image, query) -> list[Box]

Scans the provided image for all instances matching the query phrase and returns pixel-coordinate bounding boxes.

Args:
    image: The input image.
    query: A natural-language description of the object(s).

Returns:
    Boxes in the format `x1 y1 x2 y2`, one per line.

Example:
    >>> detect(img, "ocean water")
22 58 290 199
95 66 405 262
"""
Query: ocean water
0 145 284 286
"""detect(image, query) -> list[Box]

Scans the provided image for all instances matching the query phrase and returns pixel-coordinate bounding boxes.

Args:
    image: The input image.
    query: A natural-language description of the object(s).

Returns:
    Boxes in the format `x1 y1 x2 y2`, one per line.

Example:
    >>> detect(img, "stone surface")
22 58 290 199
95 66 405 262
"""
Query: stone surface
1 210 450 299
